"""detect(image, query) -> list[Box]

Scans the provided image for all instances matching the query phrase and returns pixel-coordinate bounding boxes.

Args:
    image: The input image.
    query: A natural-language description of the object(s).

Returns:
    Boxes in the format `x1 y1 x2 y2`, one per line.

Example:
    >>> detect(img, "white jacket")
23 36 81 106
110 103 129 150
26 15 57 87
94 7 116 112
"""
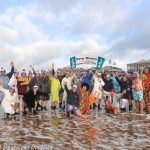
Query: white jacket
8 75 18 93
61 74 75 90
93 75 105 91
0 86 18 114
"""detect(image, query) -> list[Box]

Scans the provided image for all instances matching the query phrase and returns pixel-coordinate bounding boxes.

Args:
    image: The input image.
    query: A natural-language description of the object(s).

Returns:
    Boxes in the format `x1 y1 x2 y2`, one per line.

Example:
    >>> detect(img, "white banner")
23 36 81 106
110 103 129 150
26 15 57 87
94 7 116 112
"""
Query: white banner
76 57 97 65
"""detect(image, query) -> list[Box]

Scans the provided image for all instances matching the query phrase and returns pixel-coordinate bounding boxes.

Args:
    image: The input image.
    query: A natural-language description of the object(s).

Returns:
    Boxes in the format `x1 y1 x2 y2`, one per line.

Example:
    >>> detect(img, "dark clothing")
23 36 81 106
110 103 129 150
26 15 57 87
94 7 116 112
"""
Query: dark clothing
102 77 114 92
65 85 80 107
128 78 133 100
38 76 50 100
17 81 27 95
116 77 130 99
6 66 15 79
58 74 65 95
23 90 39 110
29 77 39 90
38 76 50 94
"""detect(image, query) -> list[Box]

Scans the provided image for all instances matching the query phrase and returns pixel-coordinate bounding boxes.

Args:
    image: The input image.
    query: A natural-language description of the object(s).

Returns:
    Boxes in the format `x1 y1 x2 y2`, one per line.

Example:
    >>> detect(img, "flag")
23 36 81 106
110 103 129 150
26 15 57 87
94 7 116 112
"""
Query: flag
96 57 105 69
70 56 76 69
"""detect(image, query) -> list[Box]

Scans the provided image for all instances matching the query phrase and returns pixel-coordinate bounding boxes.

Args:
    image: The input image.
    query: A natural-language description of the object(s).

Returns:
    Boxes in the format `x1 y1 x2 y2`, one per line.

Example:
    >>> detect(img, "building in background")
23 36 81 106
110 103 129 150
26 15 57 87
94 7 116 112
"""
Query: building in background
127 59 150 73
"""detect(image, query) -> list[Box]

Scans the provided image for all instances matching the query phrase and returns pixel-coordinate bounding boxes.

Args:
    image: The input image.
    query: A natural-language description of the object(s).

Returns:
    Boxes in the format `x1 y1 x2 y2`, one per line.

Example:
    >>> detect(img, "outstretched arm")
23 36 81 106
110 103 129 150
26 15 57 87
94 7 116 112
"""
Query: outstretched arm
6 61 14 79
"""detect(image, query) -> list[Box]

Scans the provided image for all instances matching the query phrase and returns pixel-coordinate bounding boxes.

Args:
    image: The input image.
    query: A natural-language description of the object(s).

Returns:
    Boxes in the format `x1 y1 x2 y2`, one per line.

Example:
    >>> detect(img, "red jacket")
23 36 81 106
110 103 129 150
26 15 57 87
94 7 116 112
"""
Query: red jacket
145 72 150 86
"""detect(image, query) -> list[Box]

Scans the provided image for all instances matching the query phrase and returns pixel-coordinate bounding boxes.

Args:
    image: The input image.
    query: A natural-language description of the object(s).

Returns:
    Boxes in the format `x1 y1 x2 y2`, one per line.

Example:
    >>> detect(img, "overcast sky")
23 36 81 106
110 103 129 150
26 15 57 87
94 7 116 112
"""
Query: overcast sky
0 0 150 71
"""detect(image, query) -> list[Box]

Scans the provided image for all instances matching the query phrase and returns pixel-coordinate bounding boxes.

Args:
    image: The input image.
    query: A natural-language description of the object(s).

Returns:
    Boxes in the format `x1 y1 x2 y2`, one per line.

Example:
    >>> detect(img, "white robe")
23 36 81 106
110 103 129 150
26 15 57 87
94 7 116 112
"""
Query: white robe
0 86 18 114
93 76 105 99
8 75 19 103
8 75 18 93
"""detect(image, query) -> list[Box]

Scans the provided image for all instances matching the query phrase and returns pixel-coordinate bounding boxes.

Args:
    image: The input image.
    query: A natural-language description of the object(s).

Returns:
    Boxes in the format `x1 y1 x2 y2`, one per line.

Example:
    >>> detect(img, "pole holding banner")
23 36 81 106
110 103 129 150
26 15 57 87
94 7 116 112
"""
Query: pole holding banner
70 56 76 69
96 57 105 69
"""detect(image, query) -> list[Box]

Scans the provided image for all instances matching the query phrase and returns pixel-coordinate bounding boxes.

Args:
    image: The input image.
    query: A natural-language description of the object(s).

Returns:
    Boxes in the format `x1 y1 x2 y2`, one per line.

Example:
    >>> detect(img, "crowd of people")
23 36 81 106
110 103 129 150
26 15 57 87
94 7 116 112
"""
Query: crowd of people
0 62 149 119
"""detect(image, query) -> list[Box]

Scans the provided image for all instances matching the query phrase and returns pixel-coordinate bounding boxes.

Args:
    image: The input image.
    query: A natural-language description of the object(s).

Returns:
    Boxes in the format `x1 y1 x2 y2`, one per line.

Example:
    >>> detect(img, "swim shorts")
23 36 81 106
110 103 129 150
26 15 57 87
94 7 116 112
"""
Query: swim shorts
133 90 143 101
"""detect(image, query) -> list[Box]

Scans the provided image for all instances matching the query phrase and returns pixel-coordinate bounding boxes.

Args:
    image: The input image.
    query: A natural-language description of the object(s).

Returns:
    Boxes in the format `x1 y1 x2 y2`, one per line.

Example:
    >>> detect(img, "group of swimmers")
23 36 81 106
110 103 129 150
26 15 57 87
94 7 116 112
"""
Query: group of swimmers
0 62 149 119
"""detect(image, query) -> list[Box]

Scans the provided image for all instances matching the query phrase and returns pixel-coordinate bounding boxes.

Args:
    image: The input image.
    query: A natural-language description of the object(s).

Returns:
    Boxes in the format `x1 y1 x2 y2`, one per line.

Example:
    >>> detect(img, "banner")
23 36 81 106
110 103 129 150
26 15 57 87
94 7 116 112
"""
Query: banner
70 56 105 69
76 57 97 66
96 57 105 69
70 56 76 69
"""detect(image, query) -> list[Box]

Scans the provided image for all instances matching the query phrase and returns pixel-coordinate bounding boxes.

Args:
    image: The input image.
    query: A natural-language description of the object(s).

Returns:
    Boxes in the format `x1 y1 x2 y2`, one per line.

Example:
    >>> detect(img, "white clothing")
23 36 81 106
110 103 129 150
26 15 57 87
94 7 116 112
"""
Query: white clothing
8 75 19 103
61 74 75 101
93 75 105 99
0 86 18 114
8 75 18 93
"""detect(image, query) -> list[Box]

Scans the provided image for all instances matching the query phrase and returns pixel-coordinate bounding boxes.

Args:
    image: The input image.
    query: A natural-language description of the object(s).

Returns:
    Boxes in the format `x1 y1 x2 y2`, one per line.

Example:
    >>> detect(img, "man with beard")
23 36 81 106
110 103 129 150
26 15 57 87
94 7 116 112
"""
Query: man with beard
38 70 50 110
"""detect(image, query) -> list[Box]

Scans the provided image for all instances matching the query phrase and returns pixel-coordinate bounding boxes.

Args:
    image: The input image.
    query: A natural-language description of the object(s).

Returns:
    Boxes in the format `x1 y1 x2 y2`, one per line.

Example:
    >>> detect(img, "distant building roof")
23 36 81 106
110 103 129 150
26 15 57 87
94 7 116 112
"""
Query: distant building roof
127 59 150 65
102 66 125 72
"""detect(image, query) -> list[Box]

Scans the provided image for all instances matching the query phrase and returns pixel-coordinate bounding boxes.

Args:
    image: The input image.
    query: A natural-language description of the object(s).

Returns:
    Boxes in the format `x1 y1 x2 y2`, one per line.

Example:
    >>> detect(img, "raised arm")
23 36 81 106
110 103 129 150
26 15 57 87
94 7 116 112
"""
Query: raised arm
30 65 36 75
64 84 70 94
6 61 14 79
51 63 55 76
100 78 105 87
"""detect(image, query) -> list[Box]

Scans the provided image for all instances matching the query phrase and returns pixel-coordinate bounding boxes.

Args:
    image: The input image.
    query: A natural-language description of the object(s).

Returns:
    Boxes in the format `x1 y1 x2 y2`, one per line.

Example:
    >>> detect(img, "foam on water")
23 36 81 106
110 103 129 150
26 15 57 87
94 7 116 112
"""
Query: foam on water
0 105 150 149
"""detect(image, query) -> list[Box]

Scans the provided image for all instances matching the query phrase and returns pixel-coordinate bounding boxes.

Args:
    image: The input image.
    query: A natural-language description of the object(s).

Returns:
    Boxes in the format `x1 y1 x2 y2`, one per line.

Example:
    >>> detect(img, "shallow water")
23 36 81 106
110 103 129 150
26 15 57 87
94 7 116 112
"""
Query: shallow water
0 105 150 150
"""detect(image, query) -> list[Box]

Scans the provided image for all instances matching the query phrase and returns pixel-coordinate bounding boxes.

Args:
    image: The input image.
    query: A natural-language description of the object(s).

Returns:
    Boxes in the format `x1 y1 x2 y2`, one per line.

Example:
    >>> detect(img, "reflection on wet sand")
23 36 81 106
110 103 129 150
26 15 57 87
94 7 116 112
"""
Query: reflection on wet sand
0 108 150 150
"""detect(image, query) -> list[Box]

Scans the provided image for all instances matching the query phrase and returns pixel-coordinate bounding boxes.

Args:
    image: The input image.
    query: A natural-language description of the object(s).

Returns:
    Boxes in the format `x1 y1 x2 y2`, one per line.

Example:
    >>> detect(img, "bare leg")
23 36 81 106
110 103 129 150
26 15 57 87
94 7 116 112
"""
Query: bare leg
140 101 143 113
135 101 138 112
76 109 87 118
18 95 23 112
41 100 44 108
45 100 48 107
34 101 37 110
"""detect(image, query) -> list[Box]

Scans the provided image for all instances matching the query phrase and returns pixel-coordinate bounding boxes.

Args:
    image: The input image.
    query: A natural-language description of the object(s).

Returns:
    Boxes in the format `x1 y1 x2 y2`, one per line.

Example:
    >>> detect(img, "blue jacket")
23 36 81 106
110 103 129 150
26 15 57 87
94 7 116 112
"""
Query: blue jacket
81 73 93 91
110 76 120 93
0 66 14 90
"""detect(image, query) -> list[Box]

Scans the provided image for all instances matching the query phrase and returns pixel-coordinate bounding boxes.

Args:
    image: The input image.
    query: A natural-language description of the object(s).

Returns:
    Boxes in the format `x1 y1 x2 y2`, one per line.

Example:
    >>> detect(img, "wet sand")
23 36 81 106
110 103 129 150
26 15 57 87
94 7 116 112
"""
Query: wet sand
0 105 150 150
